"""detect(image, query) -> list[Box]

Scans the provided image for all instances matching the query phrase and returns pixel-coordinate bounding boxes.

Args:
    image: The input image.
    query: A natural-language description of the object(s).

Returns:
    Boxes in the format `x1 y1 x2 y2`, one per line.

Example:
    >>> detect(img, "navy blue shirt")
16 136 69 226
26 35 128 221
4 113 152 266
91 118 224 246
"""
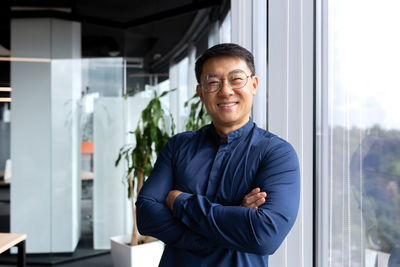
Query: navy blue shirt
136 119 300 267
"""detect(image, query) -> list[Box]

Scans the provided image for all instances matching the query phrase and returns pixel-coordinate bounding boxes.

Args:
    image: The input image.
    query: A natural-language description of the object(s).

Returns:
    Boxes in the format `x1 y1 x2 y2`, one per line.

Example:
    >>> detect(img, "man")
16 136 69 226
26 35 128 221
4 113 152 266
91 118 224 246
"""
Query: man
136 43 300 267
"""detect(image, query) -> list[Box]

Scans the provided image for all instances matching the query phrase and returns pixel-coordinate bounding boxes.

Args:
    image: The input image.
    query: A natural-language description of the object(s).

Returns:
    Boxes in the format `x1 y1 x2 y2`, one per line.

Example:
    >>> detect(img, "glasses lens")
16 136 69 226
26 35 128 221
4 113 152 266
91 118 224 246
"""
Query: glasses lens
228 70 247 89
202 70 249 92
204 75 221 92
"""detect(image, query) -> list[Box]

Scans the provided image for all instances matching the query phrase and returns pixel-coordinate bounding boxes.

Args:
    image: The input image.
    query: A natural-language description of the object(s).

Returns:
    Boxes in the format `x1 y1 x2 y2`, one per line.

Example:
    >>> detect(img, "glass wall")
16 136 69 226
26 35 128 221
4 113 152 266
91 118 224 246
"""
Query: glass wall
319 1 400 266
7 46 173 255
10 18 82 254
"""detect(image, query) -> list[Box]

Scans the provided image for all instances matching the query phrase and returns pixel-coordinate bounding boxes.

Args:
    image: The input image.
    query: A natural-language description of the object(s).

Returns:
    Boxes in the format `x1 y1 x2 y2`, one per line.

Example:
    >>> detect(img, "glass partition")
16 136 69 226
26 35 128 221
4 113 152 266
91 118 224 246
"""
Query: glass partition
10 49 175 257
10 19 82 255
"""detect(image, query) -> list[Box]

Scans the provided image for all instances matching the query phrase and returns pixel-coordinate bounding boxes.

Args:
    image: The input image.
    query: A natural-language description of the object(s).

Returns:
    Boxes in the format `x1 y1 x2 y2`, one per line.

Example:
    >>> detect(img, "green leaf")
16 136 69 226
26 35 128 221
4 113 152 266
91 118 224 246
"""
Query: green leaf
142 105 151 122
115 153 122 167
152 99 162 126
160 88 177 98
149 125 158 145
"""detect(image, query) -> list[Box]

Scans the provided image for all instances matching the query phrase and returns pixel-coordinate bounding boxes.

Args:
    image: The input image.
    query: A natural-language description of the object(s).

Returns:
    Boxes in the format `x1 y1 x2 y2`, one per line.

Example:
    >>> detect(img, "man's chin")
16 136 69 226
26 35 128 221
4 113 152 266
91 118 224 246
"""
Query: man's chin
213 118 240 128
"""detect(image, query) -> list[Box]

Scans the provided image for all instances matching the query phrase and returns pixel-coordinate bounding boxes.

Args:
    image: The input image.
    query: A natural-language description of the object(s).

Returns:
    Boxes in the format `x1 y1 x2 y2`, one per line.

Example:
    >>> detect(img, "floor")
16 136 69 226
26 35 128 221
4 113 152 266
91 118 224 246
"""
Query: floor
0 254 113 267
0 181 114 266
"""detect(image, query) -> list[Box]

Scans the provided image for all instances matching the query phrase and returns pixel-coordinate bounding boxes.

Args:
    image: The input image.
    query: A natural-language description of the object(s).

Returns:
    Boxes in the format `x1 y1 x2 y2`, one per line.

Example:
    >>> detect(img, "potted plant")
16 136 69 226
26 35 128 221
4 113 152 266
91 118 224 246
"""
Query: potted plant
111 88 176 267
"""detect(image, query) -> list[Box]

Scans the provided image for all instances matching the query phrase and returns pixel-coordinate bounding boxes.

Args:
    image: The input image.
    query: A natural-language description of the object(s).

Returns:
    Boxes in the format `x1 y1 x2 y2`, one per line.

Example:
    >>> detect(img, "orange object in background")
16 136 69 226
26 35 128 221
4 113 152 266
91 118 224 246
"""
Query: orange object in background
81 142 94 177
81 142 93 153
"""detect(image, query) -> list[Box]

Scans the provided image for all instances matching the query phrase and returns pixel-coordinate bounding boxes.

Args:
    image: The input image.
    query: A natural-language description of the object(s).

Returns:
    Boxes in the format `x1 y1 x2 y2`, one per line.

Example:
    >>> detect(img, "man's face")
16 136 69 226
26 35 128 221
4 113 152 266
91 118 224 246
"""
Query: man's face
196 56 258 133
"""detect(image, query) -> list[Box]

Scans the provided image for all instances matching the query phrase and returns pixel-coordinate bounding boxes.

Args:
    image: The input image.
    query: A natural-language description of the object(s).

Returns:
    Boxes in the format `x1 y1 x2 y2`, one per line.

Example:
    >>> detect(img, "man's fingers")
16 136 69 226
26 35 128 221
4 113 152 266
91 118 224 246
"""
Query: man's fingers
241 190 267 209
255 197 266 206
245 192 267 205
165 190 183 211
251 188 261 194
246 197 266 210
242 188 261 203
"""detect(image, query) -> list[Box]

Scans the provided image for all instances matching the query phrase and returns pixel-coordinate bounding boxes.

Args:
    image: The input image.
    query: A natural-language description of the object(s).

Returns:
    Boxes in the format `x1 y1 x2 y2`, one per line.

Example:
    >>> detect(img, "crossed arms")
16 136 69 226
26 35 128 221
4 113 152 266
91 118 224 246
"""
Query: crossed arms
136 138 300 256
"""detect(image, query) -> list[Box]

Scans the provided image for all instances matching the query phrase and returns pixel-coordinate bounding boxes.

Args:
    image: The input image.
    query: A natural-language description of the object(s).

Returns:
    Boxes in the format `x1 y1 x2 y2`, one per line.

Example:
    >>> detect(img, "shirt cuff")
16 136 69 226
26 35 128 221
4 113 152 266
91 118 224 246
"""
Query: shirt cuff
172 192 193 218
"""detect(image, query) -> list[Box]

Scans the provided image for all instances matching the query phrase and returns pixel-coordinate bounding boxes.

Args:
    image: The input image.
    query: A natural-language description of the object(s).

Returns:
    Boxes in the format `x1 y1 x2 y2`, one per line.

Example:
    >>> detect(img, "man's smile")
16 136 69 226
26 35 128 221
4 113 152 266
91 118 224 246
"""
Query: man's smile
217 102 238 107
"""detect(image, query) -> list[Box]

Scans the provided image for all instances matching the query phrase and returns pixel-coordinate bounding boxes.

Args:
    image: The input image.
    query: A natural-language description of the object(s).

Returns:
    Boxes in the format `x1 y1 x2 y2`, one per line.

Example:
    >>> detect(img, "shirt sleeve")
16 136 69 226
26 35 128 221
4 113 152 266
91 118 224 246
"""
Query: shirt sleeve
171 138 300 256
135 137 217 255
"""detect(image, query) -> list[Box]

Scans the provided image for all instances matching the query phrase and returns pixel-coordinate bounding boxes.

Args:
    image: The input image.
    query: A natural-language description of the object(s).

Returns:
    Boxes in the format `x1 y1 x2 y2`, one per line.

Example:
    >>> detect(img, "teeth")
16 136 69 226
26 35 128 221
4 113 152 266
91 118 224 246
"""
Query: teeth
219 103 236 107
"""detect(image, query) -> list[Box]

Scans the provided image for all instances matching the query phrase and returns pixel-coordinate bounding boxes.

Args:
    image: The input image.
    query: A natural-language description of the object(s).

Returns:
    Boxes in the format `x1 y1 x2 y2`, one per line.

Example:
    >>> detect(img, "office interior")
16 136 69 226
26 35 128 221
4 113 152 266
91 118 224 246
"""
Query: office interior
0 0 399 266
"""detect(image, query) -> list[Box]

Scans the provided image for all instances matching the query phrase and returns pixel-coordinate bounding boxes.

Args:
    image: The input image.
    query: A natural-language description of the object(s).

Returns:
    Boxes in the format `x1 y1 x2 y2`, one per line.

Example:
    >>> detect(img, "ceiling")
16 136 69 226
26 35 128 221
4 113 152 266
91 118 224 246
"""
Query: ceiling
0 0 229 89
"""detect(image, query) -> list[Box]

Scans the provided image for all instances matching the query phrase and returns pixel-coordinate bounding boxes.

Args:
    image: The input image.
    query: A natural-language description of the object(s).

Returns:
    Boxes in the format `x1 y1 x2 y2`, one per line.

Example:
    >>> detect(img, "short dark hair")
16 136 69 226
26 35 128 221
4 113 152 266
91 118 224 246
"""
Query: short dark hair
194 43 255 84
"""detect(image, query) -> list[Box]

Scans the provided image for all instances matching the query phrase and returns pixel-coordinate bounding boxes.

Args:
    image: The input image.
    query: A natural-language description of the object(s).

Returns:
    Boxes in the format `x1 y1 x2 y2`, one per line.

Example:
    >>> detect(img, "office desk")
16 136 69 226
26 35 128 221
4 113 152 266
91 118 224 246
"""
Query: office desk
0 233 26 267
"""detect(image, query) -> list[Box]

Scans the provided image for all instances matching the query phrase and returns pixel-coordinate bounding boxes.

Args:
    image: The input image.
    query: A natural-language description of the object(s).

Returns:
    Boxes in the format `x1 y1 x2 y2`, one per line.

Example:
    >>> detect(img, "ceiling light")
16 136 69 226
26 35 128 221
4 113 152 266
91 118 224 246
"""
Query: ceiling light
11 7 72 13
108 51 120 57
153 53 162 60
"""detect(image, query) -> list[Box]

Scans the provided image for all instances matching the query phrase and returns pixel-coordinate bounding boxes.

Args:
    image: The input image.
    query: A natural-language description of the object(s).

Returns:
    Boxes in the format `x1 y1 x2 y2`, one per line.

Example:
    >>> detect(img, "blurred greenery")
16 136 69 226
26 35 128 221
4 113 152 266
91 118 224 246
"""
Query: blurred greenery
82 113 93 142
331 124 400 253
184 93 211 131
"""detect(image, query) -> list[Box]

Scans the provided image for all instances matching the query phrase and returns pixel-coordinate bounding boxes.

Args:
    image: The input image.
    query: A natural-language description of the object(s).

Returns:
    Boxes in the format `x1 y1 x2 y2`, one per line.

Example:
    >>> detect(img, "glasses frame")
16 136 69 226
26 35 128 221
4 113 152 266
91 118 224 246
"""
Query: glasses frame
200 69 253 93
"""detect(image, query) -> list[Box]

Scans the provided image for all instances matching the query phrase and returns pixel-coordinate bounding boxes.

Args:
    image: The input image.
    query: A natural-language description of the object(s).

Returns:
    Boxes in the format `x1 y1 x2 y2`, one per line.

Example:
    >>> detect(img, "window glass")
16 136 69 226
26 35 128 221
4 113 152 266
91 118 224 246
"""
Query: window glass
219 11 231 43
169 57 191 132
324 0 400 266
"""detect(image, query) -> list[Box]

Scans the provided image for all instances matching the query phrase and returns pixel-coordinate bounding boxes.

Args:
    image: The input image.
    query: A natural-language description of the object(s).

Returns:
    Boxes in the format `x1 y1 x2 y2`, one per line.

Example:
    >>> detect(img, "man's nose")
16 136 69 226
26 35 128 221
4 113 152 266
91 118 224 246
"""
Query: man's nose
218 79 234 96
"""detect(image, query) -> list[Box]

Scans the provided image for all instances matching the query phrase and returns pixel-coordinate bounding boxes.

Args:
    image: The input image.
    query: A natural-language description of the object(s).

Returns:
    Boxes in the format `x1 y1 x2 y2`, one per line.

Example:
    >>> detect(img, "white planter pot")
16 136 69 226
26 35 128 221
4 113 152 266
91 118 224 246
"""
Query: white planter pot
110 235 164 267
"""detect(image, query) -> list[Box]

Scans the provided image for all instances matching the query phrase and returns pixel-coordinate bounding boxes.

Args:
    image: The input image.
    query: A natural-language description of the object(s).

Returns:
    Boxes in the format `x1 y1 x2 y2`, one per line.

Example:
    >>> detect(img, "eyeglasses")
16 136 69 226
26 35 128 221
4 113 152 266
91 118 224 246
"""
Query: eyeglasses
201 69 252 93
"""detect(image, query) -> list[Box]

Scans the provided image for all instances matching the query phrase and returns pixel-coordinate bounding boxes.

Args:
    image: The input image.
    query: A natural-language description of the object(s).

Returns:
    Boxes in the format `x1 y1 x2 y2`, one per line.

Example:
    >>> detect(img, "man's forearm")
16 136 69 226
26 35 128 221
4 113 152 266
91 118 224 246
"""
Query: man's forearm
165 190 183 210
167 139 300 255
163 188 269 254
136 194 217 255
169 193 296 255
166 188 266 212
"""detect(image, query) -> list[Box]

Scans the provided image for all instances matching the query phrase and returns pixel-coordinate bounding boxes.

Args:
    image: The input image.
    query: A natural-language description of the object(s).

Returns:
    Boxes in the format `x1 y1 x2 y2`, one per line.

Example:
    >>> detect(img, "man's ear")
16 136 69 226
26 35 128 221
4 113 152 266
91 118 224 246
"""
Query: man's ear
251 76 259 96
196 85 204 102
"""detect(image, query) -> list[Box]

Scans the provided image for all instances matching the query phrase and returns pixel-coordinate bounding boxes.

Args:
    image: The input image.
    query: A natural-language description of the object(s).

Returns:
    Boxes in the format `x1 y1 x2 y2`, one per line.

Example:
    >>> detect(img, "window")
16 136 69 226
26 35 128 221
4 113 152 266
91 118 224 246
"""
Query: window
317 1 400 266
219 11 231 43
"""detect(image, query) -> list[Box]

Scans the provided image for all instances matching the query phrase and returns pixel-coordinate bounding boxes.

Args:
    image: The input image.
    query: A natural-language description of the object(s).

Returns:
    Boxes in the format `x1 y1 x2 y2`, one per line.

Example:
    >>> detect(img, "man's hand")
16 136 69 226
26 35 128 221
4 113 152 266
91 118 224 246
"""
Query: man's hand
240 188 267 210
165 190 183 211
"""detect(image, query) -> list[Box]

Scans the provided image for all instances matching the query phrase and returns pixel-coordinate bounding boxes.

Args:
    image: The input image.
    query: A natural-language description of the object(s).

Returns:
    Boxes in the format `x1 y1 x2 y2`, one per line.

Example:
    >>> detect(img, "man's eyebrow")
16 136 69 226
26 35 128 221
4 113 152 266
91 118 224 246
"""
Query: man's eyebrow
206 73 218 78
205 69 245 79
230 69 243 74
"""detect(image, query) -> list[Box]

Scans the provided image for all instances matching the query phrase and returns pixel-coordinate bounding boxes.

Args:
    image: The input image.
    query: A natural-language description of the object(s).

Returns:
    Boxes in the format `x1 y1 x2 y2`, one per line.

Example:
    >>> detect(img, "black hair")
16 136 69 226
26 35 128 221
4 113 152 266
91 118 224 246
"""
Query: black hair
194 43 255 84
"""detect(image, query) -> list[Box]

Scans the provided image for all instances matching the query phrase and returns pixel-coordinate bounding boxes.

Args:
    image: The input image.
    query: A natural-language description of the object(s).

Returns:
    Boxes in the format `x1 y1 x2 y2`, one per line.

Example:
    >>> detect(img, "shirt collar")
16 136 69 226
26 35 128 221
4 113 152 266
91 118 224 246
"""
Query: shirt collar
208 118 254 144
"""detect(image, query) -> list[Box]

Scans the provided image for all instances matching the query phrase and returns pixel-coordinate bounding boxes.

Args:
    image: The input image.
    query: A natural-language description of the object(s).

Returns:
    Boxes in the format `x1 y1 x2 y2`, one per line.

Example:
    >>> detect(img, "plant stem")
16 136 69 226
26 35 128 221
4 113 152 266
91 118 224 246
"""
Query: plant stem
129 173 138 246
133 148 150 245
136 148 150 196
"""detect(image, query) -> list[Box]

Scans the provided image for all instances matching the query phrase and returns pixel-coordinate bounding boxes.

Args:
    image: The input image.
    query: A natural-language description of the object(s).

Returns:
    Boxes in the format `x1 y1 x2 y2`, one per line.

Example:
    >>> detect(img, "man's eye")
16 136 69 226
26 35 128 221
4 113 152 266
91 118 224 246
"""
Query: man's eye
208 81 220 85
230 76 244 81
230 78 244 85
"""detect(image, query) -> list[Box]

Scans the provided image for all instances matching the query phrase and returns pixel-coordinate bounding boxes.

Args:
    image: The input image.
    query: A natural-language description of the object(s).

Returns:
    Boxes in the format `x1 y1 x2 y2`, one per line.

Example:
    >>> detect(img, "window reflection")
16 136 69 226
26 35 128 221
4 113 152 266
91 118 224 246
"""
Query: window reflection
350 127 400 266
326 0 400 266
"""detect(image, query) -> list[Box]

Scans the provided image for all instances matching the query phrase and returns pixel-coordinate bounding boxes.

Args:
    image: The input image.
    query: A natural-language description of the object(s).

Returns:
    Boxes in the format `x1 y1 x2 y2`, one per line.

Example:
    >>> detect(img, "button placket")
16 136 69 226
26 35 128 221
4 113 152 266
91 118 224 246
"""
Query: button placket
205 143 228 198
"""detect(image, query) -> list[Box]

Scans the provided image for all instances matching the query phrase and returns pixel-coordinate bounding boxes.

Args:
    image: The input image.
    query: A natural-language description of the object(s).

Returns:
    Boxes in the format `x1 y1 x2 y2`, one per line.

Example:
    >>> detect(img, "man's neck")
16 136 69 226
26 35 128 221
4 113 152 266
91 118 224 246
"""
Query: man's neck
213 118 250 141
